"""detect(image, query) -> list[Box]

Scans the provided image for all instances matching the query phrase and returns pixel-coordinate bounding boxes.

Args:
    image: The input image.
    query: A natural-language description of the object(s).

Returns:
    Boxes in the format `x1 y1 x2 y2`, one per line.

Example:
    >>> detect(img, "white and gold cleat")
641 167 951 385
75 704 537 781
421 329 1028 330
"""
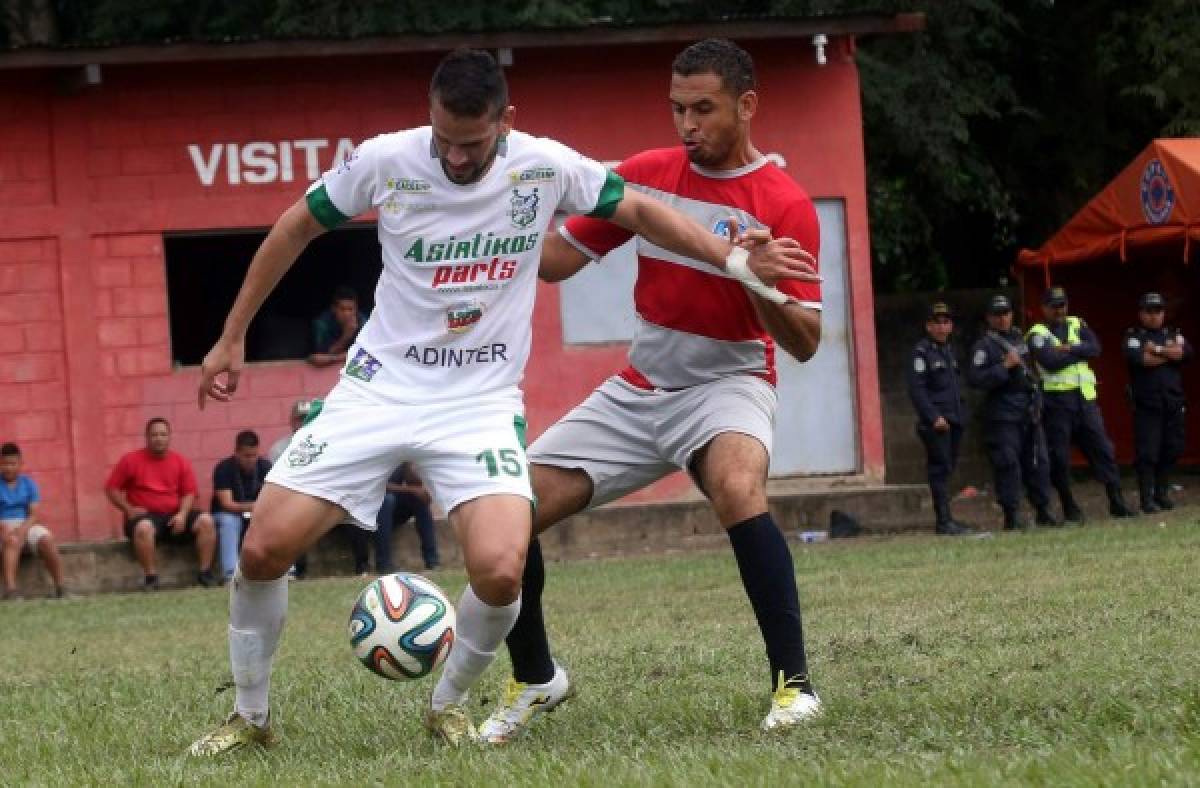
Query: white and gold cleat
477 663 575 745
761 673 822 731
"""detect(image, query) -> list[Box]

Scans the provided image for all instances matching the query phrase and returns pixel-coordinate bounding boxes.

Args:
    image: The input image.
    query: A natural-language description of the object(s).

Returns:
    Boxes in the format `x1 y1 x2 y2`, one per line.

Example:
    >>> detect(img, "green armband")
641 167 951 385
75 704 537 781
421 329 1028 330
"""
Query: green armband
586 170 625 219
306 184 350 230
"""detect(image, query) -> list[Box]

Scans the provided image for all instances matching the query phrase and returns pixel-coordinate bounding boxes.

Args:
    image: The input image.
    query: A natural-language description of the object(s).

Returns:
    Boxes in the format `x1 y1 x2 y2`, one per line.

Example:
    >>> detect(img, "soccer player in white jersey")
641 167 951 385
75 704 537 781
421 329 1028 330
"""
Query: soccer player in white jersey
478 39 824 742
188 48 818 755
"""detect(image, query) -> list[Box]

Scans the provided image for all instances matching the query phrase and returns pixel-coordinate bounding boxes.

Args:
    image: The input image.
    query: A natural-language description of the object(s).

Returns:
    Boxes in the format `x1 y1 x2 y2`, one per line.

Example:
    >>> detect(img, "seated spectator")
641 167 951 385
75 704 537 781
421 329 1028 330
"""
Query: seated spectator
211 430 271 583
308 286 368 367
104 417 217 590
1 442 67 599
376 463 439 572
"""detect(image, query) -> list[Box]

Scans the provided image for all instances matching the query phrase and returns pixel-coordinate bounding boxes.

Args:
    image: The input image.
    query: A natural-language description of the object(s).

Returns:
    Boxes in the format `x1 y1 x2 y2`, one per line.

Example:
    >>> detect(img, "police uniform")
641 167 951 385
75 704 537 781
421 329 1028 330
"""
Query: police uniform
907 302 972 534
966 294 1055 529
1123 291 1192 512
1027 286 1134 521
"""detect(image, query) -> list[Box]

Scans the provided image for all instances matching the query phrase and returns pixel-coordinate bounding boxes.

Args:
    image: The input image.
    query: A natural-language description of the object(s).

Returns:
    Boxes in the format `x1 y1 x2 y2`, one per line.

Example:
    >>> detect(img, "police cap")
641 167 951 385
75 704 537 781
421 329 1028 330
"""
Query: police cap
1042 286 1067 306
1138 292 1165 310
986 294 1013 315
927 301 952 319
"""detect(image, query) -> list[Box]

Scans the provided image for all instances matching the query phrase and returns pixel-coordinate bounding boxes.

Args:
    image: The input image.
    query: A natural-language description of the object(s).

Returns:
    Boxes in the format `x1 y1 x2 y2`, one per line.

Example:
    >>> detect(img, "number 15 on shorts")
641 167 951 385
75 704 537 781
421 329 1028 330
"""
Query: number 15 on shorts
475 448 526 478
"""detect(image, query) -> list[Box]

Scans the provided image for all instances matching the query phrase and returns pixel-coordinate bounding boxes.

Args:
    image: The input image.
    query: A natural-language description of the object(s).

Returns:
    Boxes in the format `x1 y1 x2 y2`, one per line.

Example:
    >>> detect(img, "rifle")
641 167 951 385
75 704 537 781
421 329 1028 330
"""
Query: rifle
987 329 1043 425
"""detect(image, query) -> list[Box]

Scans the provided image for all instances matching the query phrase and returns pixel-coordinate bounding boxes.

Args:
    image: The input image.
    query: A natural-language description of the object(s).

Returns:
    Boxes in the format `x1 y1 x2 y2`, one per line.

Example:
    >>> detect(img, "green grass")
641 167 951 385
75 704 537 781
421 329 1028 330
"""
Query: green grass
3 515 1200 786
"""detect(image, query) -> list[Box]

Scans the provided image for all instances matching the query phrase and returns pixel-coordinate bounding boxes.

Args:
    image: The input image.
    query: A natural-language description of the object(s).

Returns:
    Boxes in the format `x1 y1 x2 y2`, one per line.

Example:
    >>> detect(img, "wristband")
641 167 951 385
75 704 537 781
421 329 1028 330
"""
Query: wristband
725 247 790 305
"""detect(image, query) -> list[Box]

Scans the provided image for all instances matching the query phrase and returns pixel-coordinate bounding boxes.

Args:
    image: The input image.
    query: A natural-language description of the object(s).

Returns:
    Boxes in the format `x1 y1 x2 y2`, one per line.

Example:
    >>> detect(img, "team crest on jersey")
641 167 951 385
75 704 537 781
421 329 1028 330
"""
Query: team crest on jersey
710 216 739 240
510 187 540 228
1140 158 1175 225
973 349 987 366
287 435 328 468
346 348 382 382
447 300 485 333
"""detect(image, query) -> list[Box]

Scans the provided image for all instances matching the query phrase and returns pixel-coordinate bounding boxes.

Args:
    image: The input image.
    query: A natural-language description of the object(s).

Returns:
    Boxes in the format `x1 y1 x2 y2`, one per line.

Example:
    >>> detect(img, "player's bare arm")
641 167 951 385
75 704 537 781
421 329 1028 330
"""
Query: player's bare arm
608 188 818 290
750 299 821 362
198 198 327 408
538 231 591 283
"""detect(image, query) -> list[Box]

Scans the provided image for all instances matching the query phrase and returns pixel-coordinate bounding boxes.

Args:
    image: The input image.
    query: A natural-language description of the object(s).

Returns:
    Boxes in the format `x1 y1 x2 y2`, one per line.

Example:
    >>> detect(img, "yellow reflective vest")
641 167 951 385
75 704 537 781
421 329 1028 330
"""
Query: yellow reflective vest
1026 317 1098 400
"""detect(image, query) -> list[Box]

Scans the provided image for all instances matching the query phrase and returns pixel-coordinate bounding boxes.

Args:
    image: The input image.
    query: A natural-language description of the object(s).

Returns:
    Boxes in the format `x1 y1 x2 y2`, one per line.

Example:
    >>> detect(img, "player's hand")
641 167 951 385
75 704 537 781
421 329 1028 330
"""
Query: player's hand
746 237 819 287
168 513 185 534
933 416 950 432
198 336 245 409
1002 349 1021 368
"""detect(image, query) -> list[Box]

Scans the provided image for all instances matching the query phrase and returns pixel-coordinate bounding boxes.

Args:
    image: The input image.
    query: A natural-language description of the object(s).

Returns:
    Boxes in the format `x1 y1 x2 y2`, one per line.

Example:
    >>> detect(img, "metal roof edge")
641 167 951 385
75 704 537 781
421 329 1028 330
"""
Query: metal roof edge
0 14 924 71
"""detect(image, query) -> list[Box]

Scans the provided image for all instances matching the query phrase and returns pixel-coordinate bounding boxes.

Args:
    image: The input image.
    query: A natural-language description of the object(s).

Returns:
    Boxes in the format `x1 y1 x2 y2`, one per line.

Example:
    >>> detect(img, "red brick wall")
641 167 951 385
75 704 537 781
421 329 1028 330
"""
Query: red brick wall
0 39 880 541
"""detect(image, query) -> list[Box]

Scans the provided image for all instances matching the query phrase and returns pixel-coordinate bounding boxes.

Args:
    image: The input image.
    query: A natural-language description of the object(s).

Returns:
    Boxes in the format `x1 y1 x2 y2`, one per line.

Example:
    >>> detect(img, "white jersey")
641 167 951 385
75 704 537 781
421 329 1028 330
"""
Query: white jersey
306 128 623 403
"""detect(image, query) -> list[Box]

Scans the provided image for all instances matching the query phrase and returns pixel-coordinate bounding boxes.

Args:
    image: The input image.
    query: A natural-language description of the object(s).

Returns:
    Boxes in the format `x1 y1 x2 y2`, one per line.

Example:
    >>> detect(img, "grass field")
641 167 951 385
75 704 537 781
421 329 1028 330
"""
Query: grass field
2 514 1199 786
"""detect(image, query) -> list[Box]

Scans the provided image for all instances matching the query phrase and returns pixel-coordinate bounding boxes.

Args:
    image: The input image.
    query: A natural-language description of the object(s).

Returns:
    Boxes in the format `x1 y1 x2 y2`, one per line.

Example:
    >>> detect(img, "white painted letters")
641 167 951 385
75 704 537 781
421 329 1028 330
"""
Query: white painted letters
241 142 278 184
186 137 356 186
187 144 223 186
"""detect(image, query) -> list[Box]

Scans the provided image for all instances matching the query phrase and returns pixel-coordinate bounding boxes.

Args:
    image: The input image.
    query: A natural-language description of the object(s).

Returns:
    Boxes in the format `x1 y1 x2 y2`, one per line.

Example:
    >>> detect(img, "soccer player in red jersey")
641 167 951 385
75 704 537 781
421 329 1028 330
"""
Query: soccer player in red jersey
480 39 824 741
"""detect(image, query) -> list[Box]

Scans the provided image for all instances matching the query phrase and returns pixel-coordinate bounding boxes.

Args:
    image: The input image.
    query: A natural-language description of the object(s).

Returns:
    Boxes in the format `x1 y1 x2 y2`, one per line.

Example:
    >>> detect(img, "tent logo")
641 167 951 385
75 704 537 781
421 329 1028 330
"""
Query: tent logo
1140 158 1175 225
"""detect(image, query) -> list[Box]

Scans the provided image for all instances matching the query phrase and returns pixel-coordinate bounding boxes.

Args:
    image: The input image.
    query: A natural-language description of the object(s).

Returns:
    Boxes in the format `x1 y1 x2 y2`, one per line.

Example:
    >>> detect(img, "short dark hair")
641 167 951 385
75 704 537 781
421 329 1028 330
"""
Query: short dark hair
672 38 756 98
235 430 260 449
0 442 19 458
430 48 509 118
332 285 357 304
145 417 170 434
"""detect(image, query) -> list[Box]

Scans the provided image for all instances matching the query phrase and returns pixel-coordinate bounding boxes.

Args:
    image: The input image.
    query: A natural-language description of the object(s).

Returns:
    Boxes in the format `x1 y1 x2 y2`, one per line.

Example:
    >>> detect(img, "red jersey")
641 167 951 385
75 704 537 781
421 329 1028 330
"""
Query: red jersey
561 147 821 389
105 448 198 514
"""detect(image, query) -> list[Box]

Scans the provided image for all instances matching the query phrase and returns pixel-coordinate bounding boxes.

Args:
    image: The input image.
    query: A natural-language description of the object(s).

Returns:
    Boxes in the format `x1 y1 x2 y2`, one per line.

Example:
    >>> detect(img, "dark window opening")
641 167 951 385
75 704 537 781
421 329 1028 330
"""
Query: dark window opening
165 224 382 366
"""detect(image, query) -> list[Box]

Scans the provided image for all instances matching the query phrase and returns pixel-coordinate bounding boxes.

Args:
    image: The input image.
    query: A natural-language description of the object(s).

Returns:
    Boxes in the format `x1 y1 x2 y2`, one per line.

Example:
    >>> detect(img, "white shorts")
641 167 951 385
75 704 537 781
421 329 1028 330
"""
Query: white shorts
528 374 776 508
266 380 533 529
1 519 50 553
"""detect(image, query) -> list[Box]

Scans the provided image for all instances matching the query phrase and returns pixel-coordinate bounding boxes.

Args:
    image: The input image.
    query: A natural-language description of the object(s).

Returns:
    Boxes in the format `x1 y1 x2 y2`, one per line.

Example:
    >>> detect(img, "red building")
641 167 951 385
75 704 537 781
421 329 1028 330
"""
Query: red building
0 18 912 541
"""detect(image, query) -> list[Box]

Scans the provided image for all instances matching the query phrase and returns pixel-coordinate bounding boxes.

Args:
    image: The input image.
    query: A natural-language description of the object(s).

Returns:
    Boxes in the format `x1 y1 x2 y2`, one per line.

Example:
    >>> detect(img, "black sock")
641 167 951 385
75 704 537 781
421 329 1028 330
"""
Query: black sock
727 513 811 692
144 574 158 586
506 537 556 684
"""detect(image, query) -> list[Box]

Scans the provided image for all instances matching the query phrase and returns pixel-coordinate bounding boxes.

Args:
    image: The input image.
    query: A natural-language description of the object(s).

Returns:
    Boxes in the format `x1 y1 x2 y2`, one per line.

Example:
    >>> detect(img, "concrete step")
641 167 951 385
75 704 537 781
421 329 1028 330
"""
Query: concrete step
21 479 1176 597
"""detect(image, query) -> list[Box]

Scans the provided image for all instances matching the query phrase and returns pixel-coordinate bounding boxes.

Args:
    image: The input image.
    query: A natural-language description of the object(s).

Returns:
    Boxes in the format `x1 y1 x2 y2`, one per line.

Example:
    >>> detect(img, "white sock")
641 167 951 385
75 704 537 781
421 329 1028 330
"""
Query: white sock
228 569 288 727
431 585 520 710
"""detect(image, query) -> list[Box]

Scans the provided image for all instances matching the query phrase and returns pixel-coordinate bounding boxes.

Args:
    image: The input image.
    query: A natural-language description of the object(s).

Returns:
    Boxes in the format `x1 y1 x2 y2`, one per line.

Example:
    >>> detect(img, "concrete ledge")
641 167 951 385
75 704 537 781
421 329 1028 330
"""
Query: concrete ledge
11 482 934 596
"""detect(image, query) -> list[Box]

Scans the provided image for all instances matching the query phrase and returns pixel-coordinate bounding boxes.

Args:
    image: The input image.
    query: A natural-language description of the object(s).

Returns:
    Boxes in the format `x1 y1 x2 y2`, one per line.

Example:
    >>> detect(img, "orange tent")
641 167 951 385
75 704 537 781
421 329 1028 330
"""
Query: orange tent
1014 138 1200 467
1017 138 1200 278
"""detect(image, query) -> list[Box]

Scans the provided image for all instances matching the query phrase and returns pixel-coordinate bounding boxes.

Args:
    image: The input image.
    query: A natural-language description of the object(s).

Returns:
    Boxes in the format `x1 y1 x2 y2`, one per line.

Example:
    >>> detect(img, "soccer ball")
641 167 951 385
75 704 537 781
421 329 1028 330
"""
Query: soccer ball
348 572 456 680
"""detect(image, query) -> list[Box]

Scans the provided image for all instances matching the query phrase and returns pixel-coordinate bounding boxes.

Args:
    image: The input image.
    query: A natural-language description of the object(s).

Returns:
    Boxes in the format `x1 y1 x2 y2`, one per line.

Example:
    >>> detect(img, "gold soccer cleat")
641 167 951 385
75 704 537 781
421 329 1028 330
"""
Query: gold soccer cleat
423 703 477 746
188 712 276 757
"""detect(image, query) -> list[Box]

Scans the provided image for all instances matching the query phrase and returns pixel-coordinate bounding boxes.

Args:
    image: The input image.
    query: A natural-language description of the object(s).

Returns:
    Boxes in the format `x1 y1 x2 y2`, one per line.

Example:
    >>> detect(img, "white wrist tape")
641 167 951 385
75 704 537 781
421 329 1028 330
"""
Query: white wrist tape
725 246 790 305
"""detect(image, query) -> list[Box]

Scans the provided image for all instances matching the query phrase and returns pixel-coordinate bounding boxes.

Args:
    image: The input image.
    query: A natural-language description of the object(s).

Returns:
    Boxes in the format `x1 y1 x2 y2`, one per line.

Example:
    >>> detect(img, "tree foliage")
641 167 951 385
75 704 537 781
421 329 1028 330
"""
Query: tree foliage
3 1 1199 292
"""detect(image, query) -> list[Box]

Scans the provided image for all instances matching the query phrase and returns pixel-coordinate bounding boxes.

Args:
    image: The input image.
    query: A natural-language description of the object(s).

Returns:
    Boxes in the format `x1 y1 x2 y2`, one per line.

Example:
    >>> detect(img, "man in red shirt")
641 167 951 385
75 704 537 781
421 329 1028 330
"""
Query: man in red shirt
105 417 217 590
481 39 822 741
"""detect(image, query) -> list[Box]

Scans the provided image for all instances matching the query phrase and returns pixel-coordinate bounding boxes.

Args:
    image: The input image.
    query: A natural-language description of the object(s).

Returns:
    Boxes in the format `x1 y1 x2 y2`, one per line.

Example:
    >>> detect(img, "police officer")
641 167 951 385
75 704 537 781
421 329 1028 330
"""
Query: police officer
1123 292 1192 513
966 294 1058 530
1027 286 1135 521
907 301 974 535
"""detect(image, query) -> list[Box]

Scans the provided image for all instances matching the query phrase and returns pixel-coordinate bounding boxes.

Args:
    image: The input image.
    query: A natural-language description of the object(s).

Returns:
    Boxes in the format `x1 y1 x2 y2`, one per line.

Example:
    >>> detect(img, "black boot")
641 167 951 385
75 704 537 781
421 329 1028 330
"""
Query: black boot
933 495 952 533
936 520 974 536
1107 483 1136 518
1035 506 1062 527
1138 470 1160 514
1002 508 1028 531
1154 472 1175 510
1060 489 1085 524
